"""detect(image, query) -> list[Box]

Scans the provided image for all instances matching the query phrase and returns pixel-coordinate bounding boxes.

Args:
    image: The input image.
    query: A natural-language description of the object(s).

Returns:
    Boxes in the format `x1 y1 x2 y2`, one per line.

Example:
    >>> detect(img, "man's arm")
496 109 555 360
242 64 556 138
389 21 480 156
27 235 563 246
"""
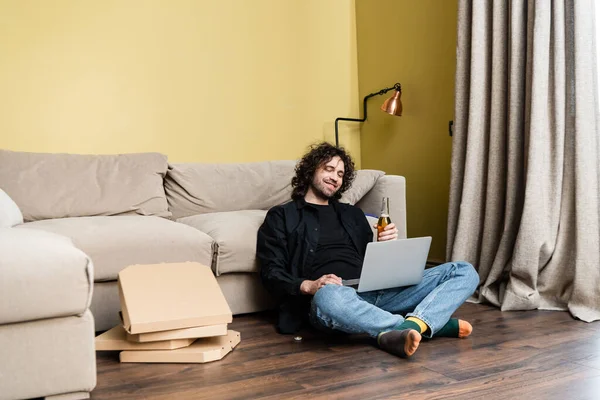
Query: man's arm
257 207 305 297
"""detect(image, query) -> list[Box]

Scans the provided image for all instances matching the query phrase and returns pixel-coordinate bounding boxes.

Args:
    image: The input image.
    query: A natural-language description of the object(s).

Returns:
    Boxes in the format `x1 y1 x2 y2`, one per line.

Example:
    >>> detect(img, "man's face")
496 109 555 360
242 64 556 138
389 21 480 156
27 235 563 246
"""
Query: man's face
310 156 345 200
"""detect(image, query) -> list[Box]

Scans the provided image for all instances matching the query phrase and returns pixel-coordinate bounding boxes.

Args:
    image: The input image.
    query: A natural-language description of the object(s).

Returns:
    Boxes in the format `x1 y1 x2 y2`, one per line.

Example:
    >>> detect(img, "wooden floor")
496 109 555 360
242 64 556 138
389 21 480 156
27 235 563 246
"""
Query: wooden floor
92 303 600 400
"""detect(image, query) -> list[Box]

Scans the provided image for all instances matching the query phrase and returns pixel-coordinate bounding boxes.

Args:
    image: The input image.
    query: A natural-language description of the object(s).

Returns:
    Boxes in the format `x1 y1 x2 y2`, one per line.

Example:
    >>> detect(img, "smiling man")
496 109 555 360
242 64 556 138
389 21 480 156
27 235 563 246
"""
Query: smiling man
257 142 479 358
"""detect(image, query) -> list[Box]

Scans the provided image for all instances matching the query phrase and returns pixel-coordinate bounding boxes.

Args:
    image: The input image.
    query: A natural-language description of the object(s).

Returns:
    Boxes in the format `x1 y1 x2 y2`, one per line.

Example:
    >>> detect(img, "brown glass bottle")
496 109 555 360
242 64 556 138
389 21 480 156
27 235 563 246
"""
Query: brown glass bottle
377 197 391 240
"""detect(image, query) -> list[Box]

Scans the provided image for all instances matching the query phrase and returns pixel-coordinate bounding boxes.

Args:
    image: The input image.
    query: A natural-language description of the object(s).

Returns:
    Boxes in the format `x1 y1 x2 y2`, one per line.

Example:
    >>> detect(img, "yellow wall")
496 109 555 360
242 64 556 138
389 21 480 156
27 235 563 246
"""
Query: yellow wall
0 0 456 258
355 0 458 261
0 0 360 164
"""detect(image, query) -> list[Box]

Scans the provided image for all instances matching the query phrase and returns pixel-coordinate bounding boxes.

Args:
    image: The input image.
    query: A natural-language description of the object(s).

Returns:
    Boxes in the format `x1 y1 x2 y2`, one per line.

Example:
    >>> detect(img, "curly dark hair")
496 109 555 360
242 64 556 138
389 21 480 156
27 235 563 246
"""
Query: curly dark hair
291 142 356 201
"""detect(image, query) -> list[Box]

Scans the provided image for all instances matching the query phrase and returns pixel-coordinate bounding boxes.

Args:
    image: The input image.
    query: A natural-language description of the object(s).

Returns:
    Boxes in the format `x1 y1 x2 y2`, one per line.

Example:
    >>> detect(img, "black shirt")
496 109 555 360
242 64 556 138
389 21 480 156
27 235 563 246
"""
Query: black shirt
310 204 363 280
256 198 373 333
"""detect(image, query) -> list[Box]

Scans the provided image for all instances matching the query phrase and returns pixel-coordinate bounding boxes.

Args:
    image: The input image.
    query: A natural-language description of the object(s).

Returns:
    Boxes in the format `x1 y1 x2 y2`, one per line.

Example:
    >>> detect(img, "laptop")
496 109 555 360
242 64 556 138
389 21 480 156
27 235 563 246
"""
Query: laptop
342 236 432 292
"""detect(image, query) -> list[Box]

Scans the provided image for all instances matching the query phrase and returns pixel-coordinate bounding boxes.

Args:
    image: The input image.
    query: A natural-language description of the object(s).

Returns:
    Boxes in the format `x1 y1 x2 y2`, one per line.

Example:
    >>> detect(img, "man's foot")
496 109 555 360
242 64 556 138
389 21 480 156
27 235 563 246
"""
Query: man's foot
434 318 473 338
458 319 472 338
377 329 422 358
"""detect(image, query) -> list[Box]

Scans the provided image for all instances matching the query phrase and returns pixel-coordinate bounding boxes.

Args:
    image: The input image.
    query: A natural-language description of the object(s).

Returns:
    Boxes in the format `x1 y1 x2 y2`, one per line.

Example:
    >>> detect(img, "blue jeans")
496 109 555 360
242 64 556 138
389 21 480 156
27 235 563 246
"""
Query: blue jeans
309 261 479 338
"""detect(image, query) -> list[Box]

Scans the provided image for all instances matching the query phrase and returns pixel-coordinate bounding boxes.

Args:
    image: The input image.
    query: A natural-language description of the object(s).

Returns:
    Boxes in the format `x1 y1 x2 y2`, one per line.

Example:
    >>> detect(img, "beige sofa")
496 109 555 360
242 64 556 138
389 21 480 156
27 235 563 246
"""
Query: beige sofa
0 149 406 399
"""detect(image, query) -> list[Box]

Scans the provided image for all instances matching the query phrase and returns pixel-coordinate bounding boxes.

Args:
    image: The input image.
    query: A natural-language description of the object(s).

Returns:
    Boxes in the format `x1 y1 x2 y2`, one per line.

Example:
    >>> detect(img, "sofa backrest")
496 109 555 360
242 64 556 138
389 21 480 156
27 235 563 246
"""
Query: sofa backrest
0 149 386 222
165 160 385 219
165 161 297 219
0 150 170 222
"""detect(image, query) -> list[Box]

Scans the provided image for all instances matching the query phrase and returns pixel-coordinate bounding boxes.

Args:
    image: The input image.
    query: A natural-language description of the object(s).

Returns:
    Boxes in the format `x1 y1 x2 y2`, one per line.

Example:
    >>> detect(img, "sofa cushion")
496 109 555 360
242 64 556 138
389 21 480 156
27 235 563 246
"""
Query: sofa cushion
165 161 296 219
178 210 267 275
0 150 170 222
16 216 214 281
0 188 23 228
0 228 93 324
340 169 386 205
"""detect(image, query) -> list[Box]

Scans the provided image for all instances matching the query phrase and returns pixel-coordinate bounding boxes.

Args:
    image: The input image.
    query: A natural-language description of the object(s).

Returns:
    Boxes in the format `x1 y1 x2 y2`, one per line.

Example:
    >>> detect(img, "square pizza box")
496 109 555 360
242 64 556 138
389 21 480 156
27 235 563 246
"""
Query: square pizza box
119 262 232 334
119 330 241 363
95 325 195 351
126 323 228 343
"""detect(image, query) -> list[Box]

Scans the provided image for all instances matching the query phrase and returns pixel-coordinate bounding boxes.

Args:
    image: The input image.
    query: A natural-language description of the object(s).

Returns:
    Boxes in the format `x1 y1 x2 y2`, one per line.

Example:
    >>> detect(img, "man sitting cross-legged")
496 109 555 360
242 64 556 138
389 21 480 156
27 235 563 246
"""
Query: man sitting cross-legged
257 142 479 358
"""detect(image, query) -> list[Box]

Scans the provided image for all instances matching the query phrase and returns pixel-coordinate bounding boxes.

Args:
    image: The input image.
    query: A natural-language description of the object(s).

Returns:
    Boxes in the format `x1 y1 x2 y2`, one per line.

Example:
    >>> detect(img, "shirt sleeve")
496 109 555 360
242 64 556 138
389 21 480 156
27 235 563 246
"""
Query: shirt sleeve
359 208 375 242
257 207 305 297
354 207 375 256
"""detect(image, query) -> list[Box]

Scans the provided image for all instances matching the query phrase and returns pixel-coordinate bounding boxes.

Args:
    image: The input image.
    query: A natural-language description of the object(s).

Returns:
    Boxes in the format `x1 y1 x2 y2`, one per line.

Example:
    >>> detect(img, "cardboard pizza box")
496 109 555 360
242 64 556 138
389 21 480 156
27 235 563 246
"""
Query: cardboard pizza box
118 262 232 334
126 323 228 343
95 325 195 351
119 330 241 364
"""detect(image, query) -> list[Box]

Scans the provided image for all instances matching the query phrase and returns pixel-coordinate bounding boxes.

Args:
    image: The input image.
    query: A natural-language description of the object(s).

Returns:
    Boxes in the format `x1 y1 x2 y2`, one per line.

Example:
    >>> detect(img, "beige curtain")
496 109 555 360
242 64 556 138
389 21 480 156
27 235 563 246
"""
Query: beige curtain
447 0 600 322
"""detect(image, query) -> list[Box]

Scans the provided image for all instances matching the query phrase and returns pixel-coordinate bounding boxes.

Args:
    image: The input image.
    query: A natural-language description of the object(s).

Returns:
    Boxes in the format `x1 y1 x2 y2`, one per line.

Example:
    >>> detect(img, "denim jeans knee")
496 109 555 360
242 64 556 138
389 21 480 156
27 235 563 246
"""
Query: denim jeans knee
454 261 479 292
312 284 354 317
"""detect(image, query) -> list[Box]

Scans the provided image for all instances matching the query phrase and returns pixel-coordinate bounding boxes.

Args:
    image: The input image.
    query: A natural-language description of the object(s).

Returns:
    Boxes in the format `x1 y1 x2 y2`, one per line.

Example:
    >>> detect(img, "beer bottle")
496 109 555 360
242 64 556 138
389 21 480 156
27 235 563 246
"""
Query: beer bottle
377 197 391 241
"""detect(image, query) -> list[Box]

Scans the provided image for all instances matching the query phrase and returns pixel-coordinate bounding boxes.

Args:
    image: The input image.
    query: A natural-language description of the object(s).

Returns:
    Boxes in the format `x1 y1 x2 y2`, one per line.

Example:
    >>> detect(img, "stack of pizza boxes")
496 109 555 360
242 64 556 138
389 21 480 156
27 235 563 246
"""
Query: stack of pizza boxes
95 262 240 363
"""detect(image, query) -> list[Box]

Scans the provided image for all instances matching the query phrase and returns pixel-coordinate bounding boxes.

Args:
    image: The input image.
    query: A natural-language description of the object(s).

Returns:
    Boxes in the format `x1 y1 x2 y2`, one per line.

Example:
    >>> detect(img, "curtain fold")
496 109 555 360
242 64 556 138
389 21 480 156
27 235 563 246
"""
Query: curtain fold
448 0 600 322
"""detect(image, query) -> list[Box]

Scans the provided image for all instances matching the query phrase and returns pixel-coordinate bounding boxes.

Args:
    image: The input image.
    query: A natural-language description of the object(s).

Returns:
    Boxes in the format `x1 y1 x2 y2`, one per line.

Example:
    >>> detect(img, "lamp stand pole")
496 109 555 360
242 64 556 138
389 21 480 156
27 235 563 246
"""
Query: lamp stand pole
334 83 401 147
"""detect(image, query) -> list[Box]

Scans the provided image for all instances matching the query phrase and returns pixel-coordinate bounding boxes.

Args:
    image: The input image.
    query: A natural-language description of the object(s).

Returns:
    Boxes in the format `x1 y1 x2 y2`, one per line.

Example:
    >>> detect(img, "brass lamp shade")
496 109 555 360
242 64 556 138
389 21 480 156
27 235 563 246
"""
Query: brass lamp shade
381 88 402 116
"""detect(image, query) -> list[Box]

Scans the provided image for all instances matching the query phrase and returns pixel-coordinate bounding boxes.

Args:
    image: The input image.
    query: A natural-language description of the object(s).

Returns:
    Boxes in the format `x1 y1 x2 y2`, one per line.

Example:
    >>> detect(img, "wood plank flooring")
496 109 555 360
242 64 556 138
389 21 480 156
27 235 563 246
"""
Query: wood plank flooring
92 303 600 399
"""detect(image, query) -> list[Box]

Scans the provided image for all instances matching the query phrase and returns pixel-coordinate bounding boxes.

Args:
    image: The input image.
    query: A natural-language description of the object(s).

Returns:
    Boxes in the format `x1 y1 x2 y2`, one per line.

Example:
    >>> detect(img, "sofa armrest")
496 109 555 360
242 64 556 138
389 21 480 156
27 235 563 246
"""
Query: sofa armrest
0 227 94 325
356 175 407 239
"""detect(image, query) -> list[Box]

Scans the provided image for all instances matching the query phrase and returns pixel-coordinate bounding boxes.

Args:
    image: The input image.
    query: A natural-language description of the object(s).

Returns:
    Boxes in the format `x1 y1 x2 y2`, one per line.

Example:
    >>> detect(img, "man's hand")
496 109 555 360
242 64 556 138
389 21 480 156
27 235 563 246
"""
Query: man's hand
300 274 342 295
374 222 399 242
